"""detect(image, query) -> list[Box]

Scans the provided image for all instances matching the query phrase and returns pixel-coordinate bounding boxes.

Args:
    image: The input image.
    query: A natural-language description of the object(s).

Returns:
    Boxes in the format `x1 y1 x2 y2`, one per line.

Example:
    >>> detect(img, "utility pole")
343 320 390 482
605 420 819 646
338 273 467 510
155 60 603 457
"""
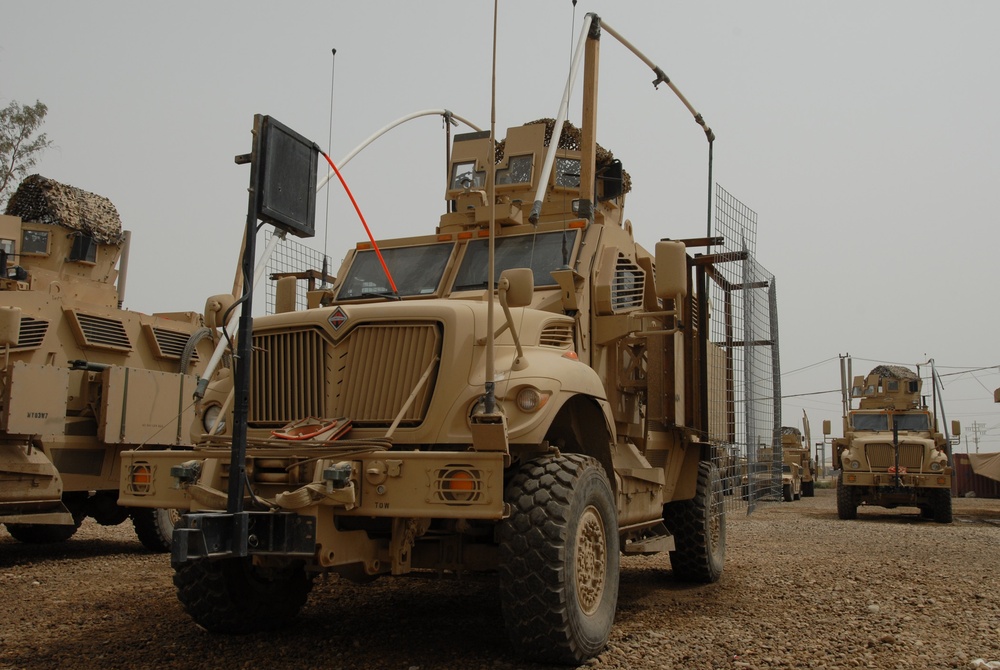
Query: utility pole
969 421 986 453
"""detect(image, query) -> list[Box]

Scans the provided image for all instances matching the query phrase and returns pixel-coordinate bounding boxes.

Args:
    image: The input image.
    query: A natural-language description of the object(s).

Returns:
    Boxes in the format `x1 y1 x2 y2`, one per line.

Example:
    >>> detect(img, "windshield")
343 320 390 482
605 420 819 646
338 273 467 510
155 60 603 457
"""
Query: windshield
851 413 889 431
850 412 931 431
337 243 453 299
893 413 931 431
453 230 577 291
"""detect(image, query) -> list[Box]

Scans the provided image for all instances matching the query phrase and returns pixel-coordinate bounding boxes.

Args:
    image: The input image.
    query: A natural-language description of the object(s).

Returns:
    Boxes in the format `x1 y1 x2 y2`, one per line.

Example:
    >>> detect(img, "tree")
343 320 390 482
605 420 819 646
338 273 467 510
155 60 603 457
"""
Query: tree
0 100 54 207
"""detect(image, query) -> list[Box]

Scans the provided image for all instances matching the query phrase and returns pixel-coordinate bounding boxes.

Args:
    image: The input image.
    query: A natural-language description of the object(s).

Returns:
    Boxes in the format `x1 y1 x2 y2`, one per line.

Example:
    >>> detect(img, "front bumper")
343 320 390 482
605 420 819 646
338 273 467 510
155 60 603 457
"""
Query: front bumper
840 470 951 489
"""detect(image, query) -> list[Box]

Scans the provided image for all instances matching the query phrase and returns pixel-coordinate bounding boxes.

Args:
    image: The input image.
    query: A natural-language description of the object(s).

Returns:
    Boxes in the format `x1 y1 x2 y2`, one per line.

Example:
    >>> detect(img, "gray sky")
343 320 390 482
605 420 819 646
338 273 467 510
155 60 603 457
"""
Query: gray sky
2 1 998 451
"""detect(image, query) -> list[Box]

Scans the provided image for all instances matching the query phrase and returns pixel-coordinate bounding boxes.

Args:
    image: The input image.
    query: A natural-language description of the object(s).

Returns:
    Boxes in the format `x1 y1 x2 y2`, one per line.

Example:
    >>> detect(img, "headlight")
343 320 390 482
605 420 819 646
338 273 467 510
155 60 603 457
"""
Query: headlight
515 387 548 413
929 461 943 472
850 460 861 470
202 404 225 434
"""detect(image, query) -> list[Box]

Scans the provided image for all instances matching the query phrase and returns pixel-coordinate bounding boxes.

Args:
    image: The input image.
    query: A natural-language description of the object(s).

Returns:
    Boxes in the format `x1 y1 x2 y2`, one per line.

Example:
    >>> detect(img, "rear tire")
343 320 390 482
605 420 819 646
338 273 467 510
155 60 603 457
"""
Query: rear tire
5 499 84 543
4 520 80 543
131 508 180 552
663 461 726 584
498 453 619 665
929 488 953 524
173 556 312 633
802 481 815 497
836 473 858 520
782 483 793 502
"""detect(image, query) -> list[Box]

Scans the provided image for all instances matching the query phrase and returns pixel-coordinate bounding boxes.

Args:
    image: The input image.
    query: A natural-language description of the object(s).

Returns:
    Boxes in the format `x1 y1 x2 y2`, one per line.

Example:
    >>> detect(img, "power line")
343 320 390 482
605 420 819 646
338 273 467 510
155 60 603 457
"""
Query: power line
781 388 840 399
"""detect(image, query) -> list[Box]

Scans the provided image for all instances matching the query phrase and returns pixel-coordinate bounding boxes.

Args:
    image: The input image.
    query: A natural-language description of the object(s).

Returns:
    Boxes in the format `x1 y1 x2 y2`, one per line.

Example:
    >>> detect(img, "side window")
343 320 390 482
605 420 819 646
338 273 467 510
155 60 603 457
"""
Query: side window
21 229 50 256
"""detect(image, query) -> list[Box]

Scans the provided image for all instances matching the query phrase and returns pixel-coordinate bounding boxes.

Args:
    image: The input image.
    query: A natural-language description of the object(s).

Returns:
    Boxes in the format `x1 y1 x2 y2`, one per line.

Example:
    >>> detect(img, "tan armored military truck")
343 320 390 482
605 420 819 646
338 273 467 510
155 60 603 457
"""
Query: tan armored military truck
0 175 214 549
778 427 803 501
120 15 775 664
828 357 959 523
780 415 817 500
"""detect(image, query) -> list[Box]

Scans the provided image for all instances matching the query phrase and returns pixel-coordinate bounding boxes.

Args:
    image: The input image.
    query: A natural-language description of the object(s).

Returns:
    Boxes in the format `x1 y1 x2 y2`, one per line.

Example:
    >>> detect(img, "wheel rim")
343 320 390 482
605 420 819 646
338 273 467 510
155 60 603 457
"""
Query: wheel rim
574 504 607 616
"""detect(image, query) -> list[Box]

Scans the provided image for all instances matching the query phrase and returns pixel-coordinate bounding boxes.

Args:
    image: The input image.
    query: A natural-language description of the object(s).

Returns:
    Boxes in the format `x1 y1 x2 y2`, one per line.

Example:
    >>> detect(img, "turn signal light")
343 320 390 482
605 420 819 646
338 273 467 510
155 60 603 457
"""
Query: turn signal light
129 463 153 495
441 469 477 502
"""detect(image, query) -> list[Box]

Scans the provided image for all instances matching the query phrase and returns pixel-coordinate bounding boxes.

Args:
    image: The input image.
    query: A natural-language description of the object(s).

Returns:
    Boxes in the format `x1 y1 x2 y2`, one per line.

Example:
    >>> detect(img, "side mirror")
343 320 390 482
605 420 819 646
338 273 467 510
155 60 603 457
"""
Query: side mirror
952 420 961 437
654 241 687 300
822 419 831 436
499 268 533 308
274 276 298 314
204 293 237 330
0 306 21 347
497 268 533 371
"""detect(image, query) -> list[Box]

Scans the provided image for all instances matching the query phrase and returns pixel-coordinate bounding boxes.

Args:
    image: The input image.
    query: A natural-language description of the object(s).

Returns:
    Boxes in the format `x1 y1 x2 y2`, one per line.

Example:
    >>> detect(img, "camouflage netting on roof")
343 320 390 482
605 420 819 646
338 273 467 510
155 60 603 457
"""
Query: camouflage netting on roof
870 365 918 380
781 426 802 437
4 174 124 245
496 119 632 194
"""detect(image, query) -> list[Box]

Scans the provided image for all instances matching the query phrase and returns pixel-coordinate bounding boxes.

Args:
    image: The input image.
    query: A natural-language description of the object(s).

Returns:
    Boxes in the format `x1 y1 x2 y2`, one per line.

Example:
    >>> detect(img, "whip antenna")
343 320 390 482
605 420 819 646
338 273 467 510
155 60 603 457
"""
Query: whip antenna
323 47 337 283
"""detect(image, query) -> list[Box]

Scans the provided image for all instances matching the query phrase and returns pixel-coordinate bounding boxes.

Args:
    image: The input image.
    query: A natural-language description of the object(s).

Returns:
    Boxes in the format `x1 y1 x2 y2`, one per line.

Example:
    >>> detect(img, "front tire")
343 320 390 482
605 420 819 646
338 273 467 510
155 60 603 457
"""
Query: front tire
836 473 858 520
663 461 726 584
929 488 953 524
173 557 313 633
802 480 815 497
498 453 620 665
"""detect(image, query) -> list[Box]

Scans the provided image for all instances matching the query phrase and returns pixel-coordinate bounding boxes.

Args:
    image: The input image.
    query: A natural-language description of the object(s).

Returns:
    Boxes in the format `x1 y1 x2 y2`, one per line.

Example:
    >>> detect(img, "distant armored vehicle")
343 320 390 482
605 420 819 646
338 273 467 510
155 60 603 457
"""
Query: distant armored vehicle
779 427 803 501
828 357 959 522
0 175 214 549
781 414 817 499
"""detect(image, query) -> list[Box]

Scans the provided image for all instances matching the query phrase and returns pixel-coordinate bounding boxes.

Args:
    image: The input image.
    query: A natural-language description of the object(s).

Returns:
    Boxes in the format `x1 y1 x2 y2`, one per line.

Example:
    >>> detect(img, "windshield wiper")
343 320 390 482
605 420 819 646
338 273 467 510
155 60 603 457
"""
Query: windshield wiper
339 290 400 301
453 281 489 291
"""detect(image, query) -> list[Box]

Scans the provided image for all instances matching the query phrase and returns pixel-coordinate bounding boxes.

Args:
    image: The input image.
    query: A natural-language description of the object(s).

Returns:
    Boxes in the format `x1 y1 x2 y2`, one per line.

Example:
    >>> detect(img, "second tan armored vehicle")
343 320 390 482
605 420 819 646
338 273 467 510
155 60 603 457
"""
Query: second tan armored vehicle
778 427 803 501
119 14 777 663
780 415 816 500
829 357 958 523
0 175 215 549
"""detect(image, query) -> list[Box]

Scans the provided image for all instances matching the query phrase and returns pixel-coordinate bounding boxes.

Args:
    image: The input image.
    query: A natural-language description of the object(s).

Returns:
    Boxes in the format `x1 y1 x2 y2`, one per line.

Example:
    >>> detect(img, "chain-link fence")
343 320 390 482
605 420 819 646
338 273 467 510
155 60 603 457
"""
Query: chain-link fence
709 184 782 512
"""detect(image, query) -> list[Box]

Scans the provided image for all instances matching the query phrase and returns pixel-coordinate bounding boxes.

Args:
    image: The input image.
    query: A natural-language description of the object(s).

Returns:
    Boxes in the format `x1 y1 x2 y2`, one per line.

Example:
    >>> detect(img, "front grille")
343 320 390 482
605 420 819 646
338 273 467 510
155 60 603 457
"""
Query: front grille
250 328 326 426
339 324 440 425
864 442 925 470
249 323 441 428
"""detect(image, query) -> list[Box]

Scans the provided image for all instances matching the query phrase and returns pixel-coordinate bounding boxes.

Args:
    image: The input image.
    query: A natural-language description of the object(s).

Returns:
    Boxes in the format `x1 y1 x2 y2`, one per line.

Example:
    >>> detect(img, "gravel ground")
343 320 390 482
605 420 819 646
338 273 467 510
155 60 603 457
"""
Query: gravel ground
2 487 998 670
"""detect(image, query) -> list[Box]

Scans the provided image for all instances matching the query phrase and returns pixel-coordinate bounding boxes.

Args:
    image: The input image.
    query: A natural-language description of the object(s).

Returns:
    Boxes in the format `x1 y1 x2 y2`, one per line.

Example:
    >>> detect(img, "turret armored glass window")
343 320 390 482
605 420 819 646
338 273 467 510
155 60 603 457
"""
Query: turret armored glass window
336 243 454 300
451 161 486 190
69 233 97 263
453 230 578 291
555 158 581 188
21 229 49 255
496 155 533 186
